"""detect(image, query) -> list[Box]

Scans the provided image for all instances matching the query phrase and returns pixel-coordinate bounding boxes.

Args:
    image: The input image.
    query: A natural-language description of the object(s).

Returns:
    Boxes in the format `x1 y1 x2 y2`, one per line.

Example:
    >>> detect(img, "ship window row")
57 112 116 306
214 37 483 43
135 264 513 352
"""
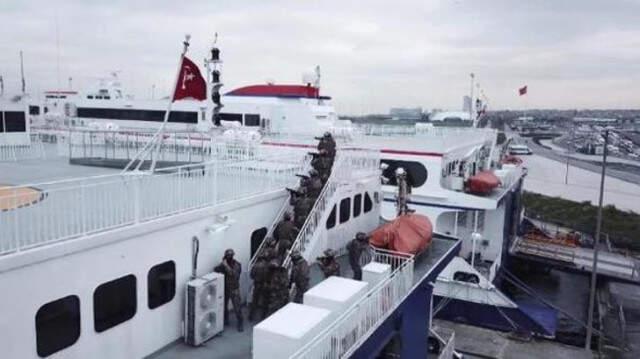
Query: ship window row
219 112 261 127
326 191 373 229
76 107 198 124
34 260 176 357
0 111 27 132
380 159 428 187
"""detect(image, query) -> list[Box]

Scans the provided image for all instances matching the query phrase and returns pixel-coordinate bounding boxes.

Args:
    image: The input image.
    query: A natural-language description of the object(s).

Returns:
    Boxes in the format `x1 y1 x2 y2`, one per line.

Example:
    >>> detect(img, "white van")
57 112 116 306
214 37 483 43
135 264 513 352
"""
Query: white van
508 143 533 155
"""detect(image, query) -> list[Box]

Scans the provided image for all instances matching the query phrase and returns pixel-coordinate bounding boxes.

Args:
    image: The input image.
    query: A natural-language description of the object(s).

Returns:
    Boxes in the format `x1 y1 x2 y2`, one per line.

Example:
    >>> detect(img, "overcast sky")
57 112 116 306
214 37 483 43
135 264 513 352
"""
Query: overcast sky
1 0 639 114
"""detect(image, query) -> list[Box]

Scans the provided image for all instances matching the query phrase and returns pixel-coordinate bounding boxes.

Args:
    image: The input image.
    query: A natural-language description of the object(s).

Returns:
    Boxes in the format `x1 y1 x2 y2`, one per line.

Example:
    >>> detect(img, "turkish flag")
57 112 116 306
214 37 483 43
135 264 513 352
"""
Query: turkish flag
518 85 527 96
173 56 206 101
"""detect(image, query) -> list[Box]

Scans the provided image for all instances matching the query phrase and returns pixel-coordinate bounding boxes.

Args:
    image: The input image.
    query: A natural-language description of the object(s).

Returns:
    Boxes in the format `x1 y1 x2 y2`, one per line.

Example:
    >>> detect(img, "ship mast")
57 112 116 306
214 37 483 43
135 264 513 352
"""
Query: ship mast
206 33 223 126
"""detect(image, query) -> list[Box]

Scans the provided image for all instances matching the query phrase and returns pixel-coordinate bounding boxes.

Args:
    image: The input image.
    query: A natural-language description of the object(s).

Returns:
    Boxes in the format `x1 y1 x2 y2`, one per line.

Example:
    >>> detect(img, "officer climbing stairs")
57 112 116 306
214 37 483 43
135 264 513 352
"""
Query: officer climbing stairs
247 132 379 320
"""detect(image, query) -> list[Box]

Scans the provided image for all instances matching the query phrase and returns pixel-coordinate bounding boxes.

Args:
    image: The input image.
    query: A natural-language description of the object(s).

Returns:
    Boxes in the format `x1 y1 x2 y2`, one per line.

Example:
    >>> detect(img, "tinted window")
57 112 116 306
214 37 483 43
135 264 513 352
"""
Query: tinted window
353 194 362 218
76 108 197 123
250 227 268 258
148 261 176 309
364 192 373 213
93 275 137 332
244 114 260 127
29 106 40 115
36 295 81 357
220 113 243 123
4 111 27 132
380 159 428 188
339 198 351 224
326 205 337 229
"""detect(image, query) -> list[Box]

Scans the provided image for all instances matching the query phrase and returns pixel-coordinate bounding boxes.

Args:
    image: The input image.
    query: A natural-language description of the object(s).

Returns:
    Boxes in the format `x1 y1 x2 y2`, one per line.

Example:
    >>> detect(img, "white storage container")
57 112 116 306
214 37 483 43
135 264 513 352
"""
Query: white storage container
303 276 369 320
252 303 331 359
362 262 391 287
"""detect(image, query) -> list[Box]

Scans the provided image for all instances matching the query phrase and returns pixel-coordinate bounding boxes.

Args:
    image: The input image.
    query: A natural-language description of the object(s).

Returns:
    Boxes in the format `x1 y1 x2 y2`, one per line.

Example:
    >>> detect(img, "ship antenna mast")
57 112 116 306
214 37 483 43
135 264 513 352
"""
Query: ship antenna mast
206 33 223 126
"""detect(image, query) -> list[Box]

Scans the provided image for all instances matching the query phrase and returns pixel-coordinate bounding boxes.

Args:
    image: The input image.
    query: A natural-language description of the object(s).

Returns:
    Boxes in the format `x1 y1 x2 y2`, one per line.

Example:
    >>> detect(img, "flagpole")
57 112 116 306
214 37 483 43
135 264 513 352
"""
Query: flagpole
123 34 191 173
147 34 191 173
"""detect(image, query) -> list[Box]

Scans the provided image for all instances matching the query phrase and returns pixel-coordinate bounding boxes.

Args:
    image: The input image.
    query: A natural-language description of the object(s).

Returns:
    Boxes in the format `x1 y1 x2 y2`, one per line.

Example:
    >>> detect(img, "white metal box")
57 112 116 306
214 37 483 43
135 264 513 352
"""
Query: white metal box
253 303 331 359
362 262 391 287
303 276 369 320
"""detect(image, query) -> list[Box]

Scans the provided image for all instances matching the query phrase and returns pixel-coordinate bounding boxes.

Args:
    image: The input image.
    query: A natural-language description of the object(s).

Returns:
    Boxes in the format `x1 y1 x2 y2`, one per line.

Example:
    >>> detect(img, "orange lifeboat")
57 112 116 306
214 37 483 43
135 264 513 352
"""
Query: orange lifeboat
466 171 501 195
369 214 433 255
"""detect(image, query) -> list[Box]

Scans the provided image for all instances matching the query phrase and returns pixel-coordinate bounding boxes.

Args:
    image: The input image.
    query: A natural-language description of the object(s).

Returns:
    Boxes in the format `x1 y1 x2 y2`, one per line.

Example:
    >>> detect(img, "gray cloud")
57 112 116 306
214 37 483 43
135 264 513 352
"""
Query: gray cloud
0 0 638 113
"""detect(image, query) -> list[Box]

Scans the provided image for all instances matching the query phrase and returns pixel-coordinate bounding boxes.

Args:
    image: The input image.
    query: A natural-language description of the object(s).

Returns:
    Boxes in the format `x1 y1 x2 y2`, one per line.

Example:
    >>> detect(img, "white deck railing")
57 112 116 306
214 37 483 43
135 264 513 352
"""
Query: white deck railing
0 154 305 256
0 134 45 162
438 332 456 359
54 129 302 163
291 248 414 359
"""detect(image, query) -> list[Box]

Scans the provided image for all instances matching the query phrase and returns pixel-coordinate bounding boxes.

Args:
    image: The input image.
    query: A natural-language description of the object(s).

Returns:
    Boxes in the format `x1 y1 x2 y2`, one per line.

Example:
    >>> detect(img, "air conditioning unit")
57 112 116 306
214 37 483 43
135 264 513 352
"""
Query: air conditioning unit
185 271 225 346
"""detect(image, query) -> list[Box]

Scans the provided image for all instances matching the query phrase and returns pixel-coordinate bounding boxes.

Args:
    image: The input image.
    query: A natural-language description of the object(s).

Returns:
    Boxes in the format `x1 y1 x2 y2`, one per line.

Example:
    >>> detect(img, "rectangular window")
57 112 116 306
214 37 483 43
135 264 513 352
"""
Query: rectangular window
326 205 337 229
364 192 373 213
339 197 351 224
4 111 26 132
29 105 40 115
250 227 268 258
457 211 468 228
353 194 362 218
76 107 197 123
244 114 260 127
36 295 81 357
148 261 176 309
94 274 137 332
219 113 243 123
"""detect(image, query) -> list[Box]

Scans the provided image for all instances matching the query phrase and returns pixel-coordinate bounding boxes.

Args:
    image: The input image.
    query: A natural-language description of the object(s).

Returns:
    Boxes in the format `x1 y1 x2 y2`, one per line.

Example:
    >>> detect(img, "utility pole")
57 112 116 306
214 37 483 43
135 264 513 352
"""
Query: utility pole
565 127 572 185
585 129 608 351
469 73 475 124
20 50 26 94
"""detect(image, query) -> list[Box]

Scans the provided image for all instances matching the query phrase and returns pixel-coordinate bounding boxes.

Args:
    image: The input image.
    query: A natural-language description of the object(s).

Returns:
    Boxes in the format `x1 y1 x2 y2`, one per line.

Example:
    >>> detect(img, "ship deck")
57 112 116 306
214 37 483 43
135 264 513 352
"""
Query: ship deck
149 237 458 359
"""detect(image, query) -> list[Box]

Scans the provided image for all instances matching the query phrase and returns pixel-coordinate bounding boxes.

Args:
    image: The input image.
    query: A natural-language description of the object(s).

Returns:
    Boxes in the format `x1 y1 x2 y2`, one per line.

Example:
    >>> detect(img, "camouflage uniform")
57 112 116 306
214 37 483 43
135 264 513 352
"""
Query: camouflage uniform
311 153 333 184
249 256 270 321
277 238 293 264
290 254 310 304
268 263 290 314
293 195 313 228
307 173 324 199
274 216 299 244
214 250 244 331
347 233 369 281
318 250 341 278
262 238 277 261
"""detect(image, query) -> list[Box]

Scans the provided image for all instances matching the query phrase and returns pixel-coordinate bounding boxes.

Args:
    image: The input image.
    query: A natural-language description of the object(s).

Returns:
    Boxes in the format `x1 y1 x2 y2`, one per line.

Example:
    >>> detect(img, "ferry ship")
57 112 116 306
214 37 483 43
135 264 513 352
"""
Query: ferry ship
0 39 549 358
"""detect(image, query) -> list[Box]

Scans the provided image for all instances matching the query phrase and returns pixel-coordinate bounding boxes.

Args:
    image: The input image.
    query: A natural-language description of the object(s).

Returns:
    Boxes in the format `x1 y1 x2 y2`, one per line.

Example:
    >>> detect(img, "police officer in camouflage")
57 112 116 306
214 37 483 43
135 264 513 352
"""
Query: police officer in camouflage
293 187 313 229
347 232 369 281
289 250 310 303
214 249 244 332
262 237 277 262
317 248 340 278
249 253 270 321
306 169 323 199
274 212 298 244
268 261 290 314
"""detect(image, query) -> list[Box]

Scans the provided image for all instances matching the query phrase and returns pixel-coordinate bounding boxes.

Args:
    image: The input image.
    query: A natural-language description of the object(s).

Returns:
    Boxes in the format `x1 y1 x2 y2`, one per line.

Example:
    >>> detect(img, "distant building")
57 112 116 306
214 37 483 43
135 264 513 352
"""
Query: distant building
389 107 423 121
429 111 473 127
573 117 617 125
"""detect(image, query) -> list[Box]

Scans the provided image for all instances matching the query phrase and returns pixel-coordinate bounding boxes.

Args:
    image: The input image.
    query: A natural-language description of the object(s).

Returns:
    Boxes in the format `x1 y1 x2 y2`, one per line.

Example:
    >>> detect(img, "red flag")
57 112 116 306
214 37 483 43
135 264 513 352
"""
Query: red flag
173 56 206 101
518 85 527 96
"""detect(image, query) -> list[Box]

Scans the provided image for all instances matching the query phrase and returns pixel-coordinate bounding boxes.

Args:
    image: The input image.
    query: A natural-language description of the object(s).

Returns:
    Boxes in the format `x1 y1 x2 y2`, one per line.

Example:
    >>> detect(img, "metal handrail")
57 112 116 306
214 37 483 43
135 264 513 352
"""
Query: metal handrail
247 154 313 271
0 153 305 256
290 247 414 358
